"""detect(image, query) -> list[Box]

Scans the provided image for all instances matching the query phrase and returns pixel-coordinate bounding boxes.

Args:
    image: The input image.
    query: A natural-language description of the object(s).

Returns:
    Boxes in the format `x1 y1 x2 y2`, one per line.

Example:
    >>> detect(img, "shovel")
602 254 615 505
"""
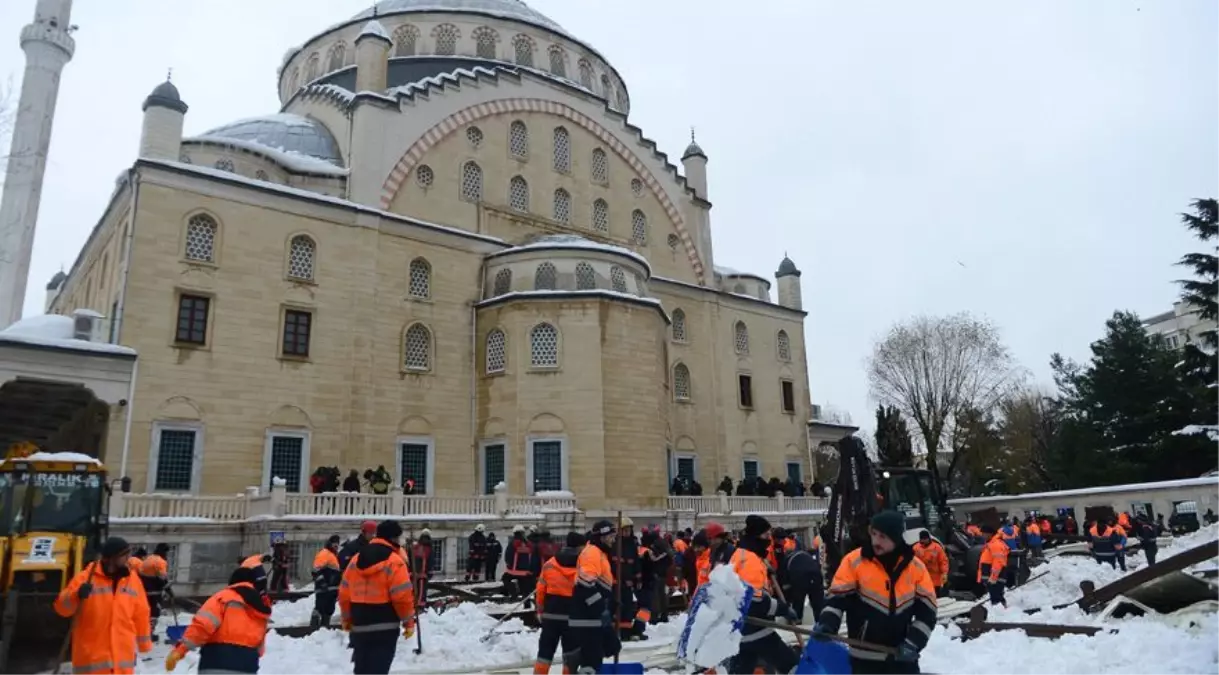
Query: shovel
479 590 537 642
744 617 899 656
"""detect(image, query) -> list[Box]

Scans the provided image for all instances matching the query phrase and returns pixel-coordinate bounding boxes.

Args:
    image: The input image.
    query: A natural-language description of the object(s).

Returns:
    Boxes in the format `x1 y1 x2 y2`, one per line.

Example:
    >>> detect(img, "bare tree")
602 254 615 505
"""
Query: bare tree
867 313 1023 472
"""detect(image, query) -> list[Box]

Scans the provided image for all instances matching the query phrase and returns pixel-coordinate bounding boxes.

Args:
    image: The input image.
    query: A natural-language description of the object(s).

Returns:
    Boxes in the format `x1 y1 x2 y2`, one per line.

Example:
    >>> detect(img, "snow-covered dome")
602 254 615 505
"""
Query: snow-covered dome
351 0 573 40
198 114 343 167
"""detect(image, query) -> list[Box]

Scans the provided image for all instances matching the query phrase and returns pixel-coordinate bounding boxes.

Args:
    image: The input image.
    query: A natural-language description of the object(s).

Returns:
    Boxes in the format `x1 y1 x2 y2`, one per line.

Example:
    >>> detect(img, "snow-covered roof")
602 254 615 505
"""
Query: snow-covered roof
358 20 391 41
714 264 769 283
198 114 344 168
947 475 1219 506
353 0 573 41
1 451 103 466
0 314 136 357
488 234 651 274
186 135 349 176
477 289 668 320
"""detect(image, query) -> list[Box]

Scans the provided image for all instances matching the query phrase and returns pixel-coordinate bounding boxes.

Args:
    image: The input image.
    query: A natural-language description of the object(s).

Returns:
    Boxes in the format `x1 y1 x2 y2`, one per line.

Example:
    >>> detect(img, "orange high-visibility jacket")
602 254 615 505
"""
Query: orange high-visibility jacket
978 535 1009 583
313 548 340 575
822 546 937 663
139 554 169 580
178 581 272 673
127 557 143 575
730 548 769 599
536 553 577 622
695 548 712 591
54 563 153 674
339 538 415 632
570 543 614 629
241 554 266 569
913 540 949 587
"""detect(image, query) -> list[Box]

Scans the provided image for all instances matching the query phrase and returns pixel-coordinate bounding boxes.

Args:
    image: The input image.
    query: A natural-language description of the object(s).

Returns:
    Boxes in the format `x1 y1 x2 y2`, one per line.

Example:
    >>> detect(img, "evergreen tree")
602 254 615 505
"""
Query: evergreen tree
1176 198 1218 388
873 404 914 467
945 406 1003 496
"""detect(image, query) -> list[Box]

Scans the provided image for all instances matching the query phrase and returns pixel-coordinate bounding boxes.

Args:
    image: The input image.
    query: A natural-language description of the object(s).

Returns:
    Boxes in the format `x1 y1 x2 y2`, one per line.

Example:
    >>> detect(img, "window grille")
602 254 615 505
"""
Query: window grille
534 262 556 290
509 121 529 160
416 165 434 188
214 158 234 172
327 42 347 70
548 45 566 76
399 443 429 493
486 329 506 373
777 330 791 361
461 161 483 202
409 258 431 299
631 210 647 245
287 236 315 281
483 444 505 494
631 178 643 196
743 459 759 481
282 310 311 357
575 262 595 290
305 54 319 80
154 429 195 491
394 25 419 56
466 126 484 148
473 26 498 58
433 24 459 55
512 34 534 66
610 266 627 293
553 188 571 224
509 176 530 212
175 295 209 345
185 215 217 262
590 149 608 183
532 441 562 491
268 435 304 492
677 457 696 482
552 127 571 173
578 60 593 88
734 321 749 354
404 324 431 371
256 170 270 182
592 199 608 233
530 323 558 367
672 309 686 342
493 268 512 295
674 364 691 400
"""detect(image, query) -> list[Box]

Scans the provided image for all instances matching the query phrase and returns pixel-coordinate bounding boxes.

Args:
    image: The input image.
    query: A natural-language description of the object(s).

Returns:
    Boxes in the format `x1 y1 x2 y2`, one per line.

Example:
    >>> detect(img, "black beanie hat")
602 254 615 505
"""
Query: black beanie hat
327 534 342 546
154 543 171 556
744 515 771 538
376 520 404 540
870 510 907 545
566 531 586 548
101 537 131 559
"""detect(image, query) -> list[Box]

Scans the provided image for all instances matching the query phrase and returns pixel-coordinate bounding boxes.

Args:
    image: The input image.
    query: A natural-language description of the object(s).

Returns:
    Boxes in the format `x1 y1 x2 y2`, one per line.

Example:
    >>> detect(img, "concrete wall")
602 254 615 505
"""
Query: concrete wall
948 477 1219 522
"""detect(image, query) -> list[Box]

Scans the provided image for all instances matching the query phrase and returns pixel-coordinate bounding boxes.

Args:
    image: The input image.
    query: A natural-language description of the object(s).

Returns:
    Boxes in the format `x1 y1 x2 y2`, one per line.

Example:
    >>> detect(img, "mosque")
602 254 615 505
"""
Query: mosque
43 0 811 508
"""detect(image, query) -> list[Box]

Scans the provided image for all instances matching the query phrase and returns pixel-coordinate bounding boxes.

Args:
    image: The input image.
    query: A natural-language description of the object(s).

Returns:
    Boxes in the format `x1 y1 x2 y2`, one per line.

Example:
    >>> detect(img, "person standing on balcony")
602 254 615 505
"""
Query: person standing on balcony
139 543 172 641
343 470 362 493
486 532 503 582
467 525 488 582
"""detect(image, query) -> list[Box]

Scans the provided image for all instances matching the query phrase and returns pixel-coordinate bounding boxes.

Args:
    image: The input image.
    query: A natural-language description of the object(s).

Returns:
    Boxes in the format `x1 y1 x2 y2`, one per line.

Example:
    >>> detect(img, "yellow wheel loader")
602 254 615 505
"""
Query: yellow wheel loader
0 450 109 673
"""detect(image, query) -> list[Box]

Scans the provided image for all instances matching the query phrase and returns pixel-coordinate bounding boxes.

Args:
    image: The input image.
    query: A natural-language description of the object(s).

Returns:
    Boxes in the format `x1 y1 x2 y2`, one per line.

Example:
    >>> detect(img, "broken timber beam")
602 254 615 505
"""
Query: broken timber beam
960 605 1105 641
1061 540 1219 613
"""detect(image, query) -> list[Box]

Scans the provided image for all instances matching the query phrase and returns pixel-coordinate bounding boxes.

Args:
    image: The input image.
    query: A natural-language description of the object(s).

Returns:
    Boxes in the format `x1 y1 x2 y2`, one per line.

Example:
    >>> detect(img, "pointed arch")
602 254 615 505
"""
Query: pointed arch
379 98 706 282
403 322 433 372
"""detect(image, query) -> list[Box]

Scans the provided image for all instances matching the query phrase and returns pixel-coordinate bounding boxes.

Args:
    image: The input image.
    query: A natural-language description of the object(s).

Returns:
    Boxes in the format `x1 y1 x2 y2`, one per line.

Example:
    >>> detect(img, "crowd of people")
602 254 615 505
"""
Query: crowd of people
308 466 429 496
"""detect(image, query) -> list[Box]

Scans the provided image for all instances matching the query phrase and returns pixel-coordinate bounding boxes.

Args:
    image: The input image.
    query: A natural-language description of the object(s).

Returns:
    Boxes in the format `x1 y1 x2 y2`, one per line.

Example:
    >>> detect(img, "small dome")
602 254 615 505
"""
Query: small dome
201 114 344 167
776 256 801 278
142 79 188 114
46 270 66 290
682 139 706 161
358 19 392 42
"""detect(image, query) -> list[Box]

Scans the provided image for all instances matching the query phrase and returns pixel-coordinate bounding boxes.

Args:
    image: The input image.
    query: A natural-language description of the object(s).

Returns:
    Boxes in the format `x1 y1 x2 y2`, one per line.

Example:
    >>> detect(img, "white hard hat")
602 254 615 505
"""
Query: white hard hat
420 528 432 537
476 524 485 532
620 516 634 527
528 525 538 533
513 524 525 534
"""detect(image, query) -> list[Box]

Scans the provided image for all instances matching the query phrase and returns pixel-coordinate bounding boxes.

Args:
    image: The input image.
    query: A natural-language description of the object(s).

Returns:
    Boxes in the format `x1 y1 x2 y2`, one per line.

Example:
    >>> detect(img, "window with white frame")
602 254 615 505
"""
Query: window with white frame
509 121 529 160
486 328 506 374
592 199 609 233
152 423 199 491
530 322 558 367
509 175 530 212
529 439 564 493
610 266 627 293
287 235 316 281
483 442 505 494
265 431 309 493
676 455 697 482
672 309 687 342
404 323 432 371
493 268 512 295
631 210 647 245
673 363 691 400
553 127 571 173
409 258 431 299
398 439 432 493
575 262 595 290
553 188 571 224
734 321 750 355
185 214 218 263
777 330 791 361
432 23 459 55
461 161 483 202
534 262 557 290
590 148 608 184
743 459 760 481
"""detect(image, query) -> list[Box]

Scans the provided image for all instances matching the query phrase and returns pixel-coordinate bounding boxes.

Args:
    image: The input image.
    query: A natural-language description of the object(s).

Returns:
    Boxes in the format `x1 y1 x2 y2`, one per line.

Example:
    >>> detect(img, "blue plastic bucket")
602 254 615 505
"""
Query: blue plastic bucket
166 624 187 645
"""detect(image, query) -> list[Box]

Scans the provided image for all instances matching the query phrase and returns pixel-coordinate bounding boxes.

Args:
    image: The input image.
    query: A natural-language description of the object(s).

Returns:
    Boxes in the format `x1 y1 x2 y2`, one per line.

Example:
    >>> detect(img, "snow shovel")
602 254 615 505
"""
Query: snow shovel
165 586 187 646
479 590 537 642
745 618 898 657
795 638 851 675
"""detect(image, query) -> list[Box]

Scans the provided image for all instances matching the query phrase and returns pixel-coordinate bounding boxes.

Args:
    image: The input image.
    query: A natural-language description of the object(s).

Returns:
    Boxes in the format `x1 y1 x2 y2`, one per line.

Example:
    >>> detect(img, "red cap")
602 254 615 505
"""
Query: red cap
704 522 726 539
361 521 377 535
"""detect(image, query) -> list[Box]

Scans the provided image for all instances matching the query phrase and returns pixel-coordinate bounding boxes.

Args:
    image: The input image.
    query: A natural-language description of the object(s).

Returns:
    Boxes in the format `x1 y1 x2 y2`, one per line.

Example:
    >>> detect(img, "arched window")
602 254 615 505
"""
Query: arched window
616 89 629 112
416 165 434 188
672 309 687 342
214 158 234 172
255 169 270 182
575 262 595 290
509 175 529 212
409 257 431 298
734 321 750 355
460 161 483 202
509 120 529 160
403 324 432 371
673 363 691 400
667 233 680 250
185 214 217 263
592 199 609 233
432 24 459 55
472 26 498 58
530 323 558 367
287 235 316 281
466 126 484 148
512 34 534 66
393 25 419 56
534 262 557 290
733 283 746 294
777 330 791 361
631 178 643 196
552 127 570 173
327 41 347 70
578 60 594 88
493 268 512 295
486 328 506 374
548 45 566 76
600 74 612 98
287 67 299 93
305 53 320 80
610 266 627 293
553 188 571 224
590 148 608 184
631 210 647 245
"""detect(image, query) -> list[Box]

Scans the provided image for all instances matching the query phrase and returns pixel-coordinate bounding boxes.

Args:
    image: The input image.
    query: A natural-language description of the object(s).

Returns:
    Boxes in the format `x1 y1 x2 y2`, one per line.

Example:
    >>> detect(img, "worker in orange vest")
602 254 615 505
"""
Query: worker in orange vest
164 565 272 673
978 526 1009 607
913 530 950 597
311 535 342 629
534 532 584 675
139 543 172 641
339 520 416 674
571 520 618 673
730 516 800 674
54 537 153 674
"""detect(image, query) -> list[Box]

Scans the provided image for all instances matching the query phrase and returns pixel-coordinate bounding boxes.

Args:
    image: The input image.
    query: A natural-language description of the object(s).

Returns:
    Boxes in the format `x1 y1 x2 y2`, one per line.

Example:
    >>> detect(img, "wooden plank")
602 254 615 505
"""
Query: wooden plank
961 605 1105 641
1066 540 1218 612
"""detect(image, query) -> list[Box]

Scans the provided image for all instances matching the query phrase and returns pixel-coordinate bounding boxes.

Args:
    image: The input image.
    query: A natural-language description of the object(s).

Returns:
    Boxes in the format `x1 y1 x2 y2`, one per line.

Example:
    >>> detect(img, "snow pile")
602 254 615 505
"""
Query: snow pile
188 135 348 175
0 313 135 355
494 233 652 272
3 451 101 465
533 490 574 498
1173 424 1219 441
678 563 750 668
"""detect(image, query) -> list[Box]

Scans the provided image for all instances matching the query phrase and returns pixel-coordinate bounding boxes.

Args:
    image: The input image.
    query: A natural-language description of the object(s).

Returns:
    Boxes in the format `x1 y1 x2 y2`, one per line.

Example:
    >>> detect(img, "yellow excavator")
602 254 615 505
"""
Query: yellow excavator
0 442 109 673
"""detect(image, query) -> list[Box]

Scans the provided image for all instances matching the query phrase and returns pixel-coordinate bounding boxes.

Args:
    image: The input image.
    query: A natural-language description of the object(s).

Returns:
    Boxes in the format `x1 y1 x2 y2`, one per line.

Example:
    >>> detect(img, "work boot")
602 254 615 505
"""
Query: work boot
532 661 550 674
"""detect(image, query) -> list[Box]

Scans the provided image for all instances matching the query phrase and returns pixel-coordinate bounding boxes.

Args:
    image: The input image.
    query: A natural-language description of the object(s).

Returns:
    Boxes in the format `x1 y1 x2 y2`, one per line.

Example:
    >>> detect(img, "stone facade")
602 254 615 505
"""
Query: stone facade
47 1 813 509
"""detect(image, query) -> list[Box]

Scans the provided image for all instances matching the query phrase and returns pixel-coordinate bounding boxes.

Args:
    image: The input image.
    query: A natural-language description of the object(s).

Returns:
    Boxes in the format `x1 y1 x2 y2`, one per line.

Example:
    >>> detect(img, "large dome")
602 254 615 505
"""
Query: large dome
351 0 572 40
200 114 343 167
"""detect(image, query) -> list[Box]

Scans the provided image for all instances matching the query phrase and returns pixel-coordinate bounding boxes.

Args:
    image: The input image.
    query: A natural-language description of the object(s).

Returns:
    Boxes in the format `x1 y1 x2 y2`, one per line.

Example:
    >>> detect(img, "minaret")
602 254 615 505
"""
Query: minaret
776 255 803 311
681 128 715 276
0 0 76 328
139 76 188 160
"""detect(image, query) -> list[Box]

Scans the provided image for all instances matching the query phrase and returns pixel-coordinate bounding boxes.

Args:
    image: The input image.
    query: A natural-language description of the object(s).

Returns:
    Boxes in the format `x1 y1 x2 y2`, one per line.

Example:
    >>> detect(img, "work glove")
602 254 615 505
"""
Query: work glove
810 622 832 641
77 583 92 600
402 618 416 639
781 604 800 623
341 618 353 632
895 644 919 664
165 645 187 672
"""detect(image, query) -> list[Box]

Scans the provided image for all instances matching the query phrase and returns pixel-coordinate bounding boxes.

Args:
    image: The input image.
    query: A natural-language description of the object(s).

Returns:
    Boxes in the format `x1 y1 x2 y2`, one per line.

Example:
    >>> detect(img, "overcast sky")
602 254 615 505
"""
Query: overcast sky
1 0 1215 431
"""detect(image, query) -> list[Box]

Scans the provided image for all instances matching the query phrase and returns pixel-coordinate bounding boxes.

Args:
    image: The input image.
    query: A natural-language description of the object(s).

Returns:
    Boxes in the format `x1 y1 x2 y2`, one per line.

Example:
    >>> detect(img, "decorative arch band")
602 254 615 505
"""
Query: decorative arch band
379 97 706 283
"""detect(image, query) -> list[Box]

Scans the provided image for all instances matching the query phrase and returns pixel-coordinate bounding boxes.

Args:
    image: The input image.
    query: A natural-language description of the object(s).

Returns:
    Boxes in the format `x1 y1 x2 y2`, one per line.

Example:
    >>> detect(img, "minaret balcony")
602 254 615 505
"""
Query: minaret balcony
20 22 75 59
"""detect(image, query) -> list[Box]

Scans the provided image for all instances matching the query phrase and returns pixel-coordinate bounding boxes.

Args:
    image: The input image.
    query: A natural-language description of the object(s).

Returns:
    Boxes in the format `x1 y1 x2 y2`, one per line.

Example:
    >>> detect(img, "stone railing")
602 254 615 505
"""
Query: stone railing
666 493 829 515
111 484 578 522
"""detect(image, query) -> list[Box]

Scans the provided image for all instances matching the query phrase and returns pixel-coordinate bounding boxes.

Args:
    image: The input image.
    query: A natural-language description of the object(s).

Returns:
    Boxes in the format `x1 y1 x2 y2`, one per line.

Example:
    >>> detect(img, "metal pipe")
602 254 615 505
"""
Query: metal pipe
117 169 140 481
